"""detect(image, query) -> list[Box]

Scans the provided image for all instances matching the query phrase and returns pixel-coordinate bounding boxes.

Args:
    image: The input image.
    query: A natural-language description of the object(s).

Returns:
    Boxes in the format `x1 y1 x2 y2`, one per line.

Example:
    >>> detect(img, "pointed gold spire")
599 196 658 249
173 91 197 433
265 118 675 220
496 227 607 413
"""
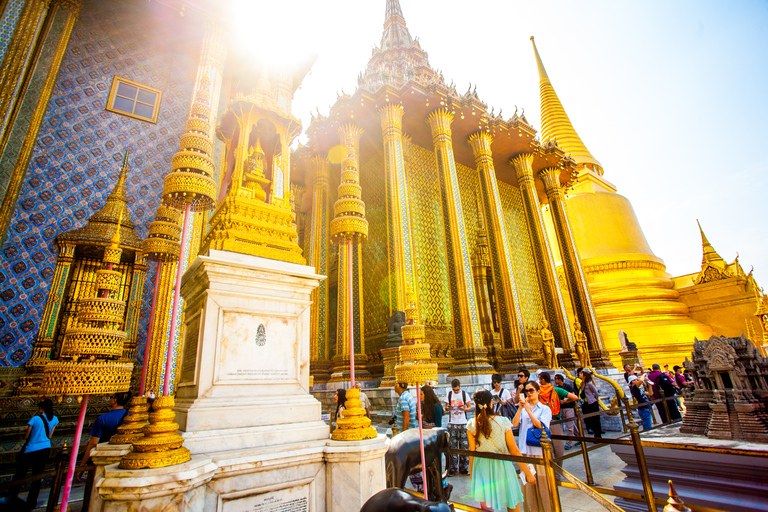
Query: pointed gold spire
697 219 726 268
530 36 602 173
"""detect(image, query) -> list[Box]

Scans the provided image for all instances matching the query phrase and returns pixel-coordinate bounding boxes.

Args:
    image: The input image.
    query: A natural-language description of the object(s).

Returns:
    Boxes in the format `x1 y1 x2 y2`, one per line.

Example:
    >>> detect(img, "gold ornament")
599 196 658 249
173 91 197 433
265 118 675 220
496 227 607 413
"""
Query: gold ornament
331 387 377 441
119 396 191 469
109 396 149 445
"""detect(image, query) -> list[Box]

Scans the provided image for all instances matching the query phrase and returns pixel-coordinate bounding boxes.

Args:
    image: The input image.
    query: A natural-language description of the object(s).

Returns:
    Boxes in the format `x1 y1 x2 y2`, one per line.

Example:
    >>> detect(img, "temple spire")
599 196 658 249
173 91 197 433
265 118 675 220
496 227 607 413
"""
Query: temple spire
530 36 602 174
381 0 413 50
697 220 726 267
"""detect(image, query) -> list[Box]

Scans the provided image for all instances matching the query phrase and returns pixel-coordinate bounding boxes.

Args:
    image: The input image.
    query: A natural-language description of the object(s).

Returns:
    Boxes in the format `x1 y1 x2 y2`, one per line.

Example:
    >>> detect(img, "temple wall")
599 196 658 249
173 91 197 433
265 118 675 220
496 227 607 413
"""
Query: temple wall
359 152 388 346
406 143 451 332
0 0 198 366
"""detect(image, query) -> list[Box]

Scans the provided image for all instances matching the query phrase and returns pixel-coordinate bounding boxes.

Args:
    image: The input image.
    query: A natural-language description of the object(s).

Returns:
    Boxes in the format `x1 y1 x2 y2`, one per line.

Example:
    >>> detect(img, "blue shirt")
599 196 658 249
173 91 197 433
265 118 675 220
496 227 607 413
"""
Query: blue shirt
26 414 58 453
90 409 129 443
396 390 417 431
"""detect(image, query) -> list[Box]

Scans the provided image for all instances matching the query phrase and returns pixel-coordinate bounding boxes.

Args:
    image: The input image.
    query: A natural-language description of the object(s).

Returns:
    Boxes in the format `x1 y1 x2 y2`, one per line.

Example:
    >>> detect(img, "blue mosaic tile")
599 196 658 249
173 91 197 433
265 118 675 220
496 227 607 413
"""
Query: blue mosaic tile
0 0 24 65
0 0 198 366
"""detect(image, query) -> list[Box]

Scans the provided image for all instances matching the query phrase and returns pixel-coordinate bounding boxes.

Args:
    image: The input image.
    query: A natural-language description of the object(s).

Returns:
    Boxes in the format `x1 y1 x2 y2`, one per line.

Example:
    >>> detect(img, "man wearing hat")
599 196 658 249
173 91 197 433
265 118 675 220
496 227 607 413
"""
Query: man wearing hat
627 371 653 430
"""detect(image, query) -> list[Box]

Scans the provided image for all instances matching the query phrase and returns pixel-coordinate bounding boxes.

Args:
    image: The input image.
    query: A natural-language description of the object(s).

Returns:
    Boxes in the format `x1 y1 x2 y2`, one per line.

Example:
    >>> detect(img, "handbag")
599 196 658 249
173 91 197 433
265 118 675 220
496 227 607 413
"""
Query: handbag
525 425 551 447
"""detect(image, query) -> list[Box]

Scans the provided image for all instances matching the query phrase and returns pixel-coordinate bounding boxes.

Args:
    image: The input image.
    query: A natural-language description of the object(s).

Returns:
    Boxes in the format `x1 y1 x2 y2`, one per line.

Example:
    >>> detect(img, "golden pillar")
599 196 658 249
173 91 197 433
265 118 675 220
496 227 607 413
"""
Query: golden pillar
378 104 419 311
16 243 76 395
329 124 370 383
144 23 227 392
469 132 535 371
309 153 333 384
539 167 610 367
426 109 493 379
510 153 574 365
470 193 502 368
0 0 82 245
123 252 148 362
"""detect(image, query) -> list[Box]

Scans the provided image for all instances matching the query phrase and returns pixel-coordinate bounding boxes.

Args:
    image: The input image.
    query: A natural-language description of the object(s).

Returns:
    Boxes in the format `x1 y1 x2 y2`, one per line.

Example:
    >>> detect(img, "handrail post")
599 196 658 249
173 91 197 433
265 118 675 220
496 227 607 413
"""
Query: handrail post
629 418 656 512
540 432 562 512
47 446 69 512
617 390 627 433
660 390 671 424
573 406 594 485
83 462 95 511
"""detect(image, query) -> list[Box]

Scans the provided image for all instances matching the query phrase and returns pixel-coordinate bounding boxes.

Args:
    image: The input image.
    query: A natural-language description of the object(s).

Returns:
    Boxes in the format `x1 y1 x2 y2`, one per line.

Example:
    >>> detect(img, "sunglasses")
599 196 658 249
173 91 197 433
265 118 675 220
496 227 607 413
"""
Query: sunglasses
518 374 526 378
525 388 536 394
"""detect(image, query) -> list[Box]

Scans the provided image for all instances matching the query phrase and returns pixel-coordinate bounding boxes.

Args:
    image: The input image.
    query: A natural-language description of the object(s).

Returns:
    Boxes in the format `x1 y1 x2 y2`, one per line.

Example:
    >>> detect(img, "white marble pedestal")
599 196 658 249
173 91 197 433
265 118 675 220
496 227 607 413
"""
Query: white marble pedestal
88 443 132 512
97 251 387 511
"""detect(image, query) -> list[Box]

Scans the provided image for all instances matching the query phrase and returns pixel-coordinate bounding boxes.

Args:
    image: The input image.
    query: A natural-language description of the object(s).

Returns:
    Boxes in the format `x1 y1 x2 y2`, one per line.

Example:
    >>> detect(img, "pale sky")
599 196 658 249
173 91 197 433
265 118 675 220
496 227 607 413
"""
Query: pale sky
239 0 768 285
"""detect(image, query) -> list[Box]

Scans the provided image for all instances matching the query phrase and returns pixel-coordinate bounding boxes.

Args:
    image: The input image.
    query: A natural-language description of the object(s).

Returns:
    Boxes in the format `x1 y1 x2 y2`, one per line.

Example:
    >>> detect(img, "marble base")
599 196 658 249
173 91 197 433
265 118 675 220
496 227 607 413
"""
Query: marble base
98 438 387 512
612 426 768 512
89 443 132 512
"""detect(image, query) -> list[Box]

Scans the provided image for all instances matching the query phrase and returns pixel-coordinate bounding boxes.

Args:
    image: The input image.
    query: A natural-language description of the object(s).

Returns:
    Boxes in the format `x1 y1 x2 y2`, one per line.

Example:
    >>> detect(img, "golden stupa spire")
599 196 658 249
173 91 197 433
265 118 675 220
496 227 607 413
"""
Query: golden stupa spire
530 36 603 174
697 219 726 268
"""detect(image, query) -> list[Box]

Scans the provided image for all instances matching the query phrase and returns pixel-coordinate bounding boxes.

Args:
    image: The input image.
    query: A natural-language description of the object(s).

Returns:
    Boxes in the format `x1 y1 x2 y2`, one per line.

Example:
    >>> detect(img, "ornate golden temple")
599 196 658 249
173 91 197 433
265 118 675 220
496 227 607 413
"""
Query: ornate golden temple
0 0 766 401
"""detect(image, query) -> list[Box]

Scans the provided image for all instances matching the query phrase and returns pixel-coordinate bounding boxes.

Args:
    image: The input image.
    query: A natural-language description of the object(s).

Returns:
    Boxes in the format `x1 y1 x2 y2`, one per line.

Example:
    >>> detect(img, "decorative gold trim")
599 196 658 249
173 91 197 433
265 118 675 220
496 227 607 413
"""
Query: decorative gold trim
105 76 163 124
0 1 79 246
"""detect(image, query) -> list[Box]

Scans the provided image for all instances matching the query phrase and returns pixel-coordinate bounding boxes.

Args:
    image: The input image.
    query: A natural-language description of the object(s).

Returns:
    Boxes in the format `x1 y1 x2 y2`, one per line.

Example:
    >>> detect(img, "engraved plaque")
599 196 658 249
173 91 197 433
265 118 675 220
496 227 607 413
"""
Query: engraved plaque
180 315 200 383
221 483 309 512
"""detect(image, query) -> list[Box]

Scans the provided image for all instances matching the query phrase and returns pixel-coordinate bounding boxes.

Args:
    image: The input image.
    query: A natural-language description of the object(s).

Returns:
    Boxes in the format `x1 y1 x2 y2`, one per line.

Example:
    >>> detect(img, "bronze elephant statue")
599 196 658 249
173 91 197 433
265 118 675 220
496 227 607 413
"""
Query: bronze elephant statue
361 488 454 512
385 428 452 502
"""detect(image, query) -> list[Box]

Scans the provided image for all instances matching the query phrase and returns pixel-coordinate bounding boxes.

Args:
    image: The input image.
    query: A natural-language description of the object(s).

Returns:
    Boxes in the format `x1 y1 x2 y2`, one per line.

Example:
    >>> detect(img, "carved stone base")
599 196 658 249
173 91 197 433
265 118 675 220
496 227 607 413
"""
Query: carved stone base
482 332 503 370
329 353 372 384
379 347 399 387
589 348 614 369
310 359 333 387
449 346 494 383
556 349 578 369
498 347 538 375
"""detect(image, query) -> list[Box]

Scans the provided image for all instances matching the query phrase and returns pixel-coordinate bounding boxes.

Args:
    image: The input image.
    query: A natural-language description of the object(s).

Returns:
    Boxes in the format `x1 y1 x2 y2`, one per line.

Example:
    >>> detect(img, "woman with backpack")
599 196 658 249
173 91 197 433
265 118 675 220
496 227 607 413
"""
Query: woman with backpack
9 398 58 509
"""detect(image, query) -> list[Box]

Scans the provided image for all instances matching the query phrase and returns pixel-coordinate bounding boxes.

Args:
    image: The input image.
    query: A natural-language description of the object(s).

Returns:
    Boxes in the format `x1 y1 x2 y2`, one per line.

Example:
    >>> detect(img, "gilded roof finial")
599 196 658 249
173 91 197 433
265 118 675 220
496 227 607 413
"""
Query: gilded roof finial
531 36 602 173
697 219 726 267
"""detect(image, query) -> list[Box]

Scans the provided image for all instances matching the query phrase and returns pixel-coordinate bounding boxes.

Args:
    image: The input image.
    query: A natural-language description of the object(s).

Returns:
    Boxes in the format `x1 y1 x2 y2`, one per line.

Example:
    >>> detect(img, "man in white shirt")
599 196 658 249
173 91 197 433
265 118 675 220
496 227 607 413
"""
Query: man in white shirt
444 379 471 475
355 383 371 418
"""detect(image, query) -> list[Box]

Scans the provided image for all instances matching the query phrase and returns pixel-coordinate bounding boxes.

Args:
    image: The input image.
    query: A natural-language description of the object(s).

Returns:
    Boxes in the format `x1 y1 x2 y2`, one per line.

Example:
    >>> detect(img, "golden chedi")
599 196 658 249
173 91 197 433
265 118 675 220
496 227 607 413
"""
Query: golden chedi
109 395 149 445
395 293 438 394
531 37 714 366
119 396 189 469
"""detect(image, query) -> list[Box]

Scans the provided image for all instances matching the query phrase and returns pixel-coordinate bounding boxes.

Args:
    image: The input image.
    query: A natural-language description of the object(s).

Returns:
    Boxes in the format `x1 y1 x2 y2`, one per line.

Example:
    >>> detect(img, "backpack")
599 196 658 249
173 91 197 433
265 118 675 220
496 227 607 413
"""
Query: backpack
539 386 561 417
448 390 469 421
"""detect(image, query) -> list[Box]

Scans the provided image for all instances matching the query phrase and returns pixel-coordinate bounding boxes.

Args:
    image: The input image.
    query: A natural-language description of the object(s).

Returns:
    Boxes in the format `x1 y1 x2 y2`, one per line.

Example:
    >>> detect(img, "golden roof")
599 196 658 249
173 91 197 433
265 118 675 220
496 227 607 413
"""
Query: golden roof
531 37 603 174
58 151 142 252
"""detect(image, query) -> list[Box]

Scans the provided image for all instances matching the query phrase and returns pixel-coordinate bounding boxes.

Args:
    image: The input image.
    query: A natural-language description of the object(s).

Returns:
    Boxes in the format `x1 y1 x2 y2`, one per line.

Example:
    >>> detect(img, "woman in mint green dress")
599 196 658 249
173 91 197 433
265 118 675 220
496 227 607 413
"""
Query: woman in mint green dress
467 389 535 512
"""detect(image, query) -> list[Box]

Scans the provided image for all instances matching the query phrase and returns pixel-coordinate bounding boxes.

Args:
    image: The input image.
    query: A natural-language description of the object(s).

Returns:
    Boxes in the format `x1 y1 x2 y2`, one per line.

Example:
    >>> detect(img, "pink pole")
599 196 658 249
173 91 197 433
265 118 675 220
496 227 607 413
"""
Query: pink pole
163 202 192 396
59 394 89 512
416 383 428 500
348 238 355 388
140 260 163 396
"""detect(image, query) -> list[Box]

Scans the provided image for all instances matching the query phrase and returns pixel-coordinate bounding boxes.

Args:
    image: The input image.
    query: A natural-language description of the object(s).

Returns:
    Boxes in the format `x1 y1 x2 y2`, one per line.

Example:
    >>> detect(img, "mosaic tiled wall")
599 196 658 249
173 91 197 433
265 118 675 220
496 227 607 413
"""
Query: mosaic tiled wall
406 144 451 332
498 180 544 329
360 152 389 339
0 0 198 366
0 0 24 65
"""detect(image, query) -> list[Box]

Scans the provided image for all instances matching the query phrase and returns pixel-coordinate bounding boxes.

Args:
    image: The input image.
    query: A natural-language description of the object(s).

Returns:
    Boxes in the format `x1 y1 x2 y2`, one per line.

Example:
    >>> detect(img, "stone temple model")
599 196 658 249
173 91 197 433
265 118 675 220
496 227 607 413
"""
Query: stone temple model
681 334 768 442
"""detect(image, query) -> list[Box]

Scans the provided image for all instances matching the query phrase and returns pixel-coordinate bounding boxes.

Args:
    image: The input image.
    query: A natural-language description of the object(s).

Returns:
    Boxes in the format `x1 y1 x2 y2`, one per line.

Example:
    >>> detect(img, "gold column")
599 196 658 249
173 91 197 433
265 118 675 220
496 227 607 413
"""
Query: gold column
309 153 332 384
510 153 574 364
330 124 370 383
0 0 81 244
122 252 148 362
378 104 419 312
0 0 51 145
539 167 610 367
144 23 227 391
468 132 535 370
426 109 493 378
16 242 75 395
